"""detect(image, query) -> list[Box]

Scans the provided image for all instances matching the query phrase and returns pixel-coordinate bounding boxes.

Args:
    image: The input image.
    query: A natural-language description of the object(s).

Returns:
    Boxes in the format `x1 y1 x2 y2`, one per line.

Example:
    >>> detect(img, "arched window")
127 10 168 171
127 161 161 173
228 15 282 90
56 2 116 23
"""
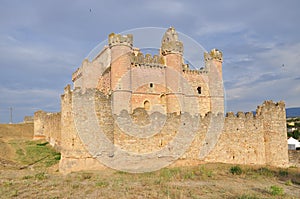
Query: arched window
160 93 166 104
144 100 150 111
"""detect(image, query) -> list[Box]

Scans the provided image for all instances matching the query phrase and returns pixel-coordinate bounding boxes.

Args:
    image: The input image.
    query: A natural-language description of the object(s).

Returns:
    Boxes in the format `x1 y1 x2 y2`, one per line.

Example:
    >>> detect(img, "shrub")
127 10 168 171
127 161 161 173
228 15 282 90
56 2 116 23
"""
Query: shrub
230 166 242 175
285 179 293 186
269 185 284 196
279 169 288 177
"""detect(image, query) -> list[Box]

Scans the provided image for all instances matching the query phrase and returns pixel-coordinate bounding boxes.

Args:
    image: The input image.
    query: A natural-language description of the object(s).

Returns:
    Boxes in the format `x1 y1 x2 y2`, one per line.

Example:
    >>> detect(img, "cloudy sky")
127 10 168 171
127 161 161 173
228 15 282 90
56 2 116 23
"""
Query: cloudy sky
0 0 299 123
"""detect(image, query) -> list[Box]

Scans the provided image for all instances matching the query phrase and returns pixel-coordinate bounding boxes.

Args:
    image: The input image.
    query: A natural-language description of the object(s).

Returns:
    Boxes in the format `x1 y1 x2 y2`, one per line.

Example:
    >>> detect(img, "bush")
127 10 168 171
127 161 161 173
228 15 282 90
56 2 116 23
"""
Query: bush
279 169 288 177
269 185 284 196
230 166 242 175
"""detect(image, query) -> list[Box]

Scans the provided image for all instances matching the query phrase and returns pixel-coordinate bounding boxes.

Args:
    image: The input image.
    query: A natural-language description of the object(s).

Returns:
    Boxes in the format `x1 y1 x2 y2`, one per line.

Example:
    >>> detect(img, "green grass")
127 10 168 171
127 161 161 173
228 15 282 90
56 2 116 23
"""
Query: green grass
95 181 109 187
11 140 61 168
230 165 243 175
269 185 284 196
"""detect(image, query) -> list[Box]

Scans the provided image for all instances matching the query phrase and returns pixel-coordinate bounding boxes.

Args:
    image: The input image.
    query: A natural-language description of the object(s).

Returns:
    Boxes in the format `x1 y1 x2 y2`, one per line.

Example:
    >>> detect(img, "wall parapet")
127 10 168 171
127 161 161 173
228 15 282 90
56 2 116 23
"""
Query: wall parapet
130 52 165 68
108 33 133 48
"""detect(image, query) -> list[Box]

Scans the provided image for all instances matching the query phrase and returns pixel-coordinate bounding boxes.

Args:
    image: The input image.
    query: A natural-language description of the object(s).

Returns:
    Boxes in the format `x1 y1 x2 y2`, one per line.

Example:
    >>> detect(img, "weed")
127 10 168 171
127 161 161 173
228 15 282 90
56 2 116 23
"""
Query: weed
183 170 195 180
3 181 13 187
22 175 33 180
237 194 260 199
256 167 274 177
198 166 213 177
115 170 128 175
278 169 288 177
81 172 92 180
230 166 242 175
71 183 80 189
285 179 293 186
159 168 180 181
11 190 18 197
269 185 284 196
35 172 48 180
16 148 24 156
95 181 109 187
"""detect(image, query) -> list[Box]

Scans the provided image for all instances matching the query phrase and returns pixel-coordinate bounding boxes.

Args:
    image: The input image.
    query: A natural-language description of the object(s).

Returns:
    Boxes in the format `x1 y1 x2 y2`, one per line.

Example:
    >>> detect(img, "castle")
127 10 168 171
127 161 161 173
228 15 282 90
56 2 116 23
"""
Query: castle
34 27 289 173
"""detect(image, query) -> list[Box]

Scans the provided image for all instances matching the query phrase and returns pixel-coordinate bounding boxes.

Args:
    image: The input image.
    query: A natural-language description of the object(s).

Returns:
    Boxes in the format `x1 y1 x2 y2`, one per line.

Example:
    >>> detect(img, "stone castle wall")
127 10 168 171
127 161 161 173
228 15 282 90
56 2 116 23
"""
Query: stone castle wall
33 110 61 148
47 86 288 173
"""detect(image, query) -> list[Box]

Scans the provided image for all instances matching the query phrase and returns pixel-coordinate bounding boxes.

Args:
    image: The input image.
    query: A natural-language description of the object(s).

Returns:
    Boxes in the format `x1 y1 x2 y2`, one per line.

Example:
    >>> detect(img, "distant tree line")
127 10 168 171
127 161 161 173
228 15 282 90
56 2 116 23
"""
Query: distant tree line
288 130 300 140
287 117 300 140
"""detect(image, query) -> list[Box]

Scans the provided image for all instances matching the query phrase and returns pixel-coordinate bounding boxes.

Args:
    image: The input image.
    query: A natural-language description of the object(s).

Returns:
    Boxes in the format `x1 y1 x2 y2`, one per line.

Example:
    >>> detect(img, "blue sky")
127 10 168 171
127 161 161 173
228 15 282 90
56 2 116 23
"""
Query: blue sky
0 0 299 123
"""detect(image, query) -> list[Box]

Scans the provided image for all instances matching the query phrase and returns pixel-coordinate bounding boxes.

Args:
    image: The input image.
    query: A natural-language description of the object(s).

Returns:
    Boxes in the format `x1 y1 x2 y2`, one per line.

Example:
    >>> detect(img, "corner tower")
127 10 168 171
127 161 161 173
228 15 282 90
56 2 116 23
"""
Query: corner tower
161 27 184 73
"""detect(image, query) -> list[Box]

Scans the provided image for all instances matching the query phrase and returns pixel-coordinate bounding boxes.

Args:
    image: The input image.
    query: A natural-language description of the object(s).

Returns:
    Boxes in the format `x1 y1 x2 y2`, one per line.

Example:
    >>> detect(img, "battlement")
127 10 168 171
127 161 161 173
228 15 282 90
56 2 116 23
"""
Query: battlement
108 33 133 47
72 67 82 82
161 27 183 55
183 67 208 74
223 100 285 119
204 48 223 63
130 52 165 68
256 100 285 116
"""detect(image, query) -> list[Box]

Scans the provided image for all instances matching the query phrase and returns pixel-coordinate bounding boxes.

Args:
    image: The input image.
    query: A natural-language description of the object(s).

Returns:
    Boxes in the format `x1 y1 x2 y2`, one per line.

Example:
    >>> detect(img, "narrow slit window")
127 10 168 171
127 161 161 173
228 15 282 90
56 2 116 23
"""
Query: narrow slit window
197 86 201 94
150 83 153 88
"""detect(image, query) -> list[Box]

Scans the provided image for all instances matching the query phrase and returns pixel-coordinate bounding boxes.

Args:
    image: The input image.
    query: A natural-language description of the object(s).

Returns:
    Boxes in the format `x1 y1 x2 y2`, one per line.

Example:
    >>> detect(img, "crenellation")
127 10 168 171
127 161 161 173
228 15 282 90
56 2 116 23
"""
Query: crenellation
72 67 82 82
226 112 235 117
245 112 254 118
108 33 133 47
237 111 245 118
130 52 165 68
161 27 183 55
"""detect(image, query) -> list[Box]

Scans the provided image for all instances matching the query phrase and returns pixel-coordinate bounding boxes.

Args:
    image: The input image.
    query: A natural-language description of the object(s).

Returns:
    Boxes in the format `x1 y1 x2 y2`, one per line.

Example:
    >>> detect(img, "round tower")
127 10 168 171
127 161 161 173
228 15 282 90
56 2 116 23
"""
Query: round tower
161 27 184 73
108 33 133 90
108 33 133 114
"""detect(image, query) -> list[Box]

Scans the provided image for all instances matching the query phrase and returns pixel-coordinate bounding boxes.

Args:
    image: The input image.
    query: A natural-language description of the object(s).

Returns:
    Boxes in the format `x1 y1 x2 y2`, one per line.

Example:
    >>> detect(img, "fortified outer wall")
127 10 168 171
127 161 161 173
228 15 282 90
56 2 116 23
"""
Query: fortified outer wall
201 101 288 167
58 85 108 173
33 110 61 148
23 116 34 123
53 87 289 173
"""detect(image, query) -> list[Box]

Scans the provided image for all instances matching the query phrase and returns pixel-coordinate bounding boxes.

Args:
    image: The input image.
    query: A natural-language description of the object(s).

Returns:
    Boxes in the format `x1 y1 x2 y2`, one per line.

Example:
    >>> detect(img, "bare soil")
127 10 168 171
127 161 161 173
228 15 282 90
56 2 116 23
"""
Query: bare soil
0 123 299 198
